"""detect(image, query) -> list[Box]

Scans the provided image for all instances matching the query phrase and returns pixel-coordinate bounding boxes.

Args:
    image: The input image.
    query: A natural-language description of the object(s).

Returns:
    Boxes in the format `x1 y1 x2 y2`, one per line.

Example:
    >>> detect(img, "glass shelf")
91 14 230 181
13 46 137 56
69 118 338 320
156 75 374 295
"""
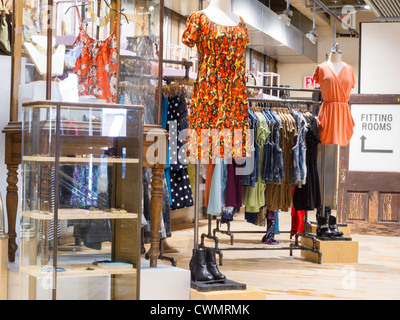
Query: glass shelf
21 209 138 220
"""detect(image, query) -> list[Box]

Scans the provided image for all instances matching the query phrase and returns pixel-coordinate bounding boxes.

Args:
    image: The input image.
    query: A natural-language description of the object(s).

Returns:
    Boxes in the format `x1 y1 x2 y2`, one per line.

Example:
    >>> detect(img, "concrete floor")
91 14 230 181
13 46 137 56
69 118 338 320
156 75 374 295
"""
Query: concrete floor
6 210 400 300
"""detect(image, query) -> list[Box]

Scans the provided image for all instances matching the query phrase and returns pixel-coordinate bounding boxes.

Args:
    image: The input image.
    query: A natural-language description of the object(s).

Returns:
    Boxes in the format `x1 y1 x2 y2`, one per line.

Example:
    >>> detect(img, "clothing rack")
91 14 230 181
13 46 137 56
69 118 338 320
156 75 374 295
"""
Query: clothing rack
152 79 192 267
247 85 321 93
248 98 322 105
162 59 193 84
193 86 326 265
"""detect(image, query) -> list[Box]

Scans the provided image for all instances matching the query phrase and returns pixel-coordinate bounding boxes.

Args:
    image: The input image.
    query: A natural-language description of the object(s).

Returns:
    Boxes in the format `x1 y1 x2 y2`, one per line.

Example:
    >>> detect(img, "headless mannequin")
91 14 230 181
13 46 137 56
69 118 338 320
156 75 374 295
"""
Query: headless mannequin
203 0 241 26
327 51 346 76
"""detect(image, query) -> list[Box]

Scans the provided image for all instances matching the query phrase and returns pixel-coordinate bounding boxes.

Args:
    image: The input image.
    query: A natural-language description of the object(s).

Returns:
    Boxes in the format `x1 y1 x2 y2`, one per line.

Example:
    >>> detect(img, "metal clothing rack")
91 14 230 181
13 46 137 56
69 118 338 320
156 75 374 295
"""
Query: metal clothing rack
162 59 194 84
199 211 321 265
148 60 193 267
248 98 322 105
119 57 193 84
193 86 326 265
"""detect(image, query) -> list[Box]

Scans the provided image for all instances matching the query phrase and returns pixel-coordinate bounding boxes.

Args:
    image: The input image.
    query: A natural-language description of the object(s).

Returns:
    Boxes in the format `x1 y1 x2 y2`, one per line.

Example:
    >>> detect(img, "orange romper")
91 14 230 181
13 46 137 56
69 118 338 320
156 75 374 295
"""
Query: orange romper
182 11 250 160
313 62 356 146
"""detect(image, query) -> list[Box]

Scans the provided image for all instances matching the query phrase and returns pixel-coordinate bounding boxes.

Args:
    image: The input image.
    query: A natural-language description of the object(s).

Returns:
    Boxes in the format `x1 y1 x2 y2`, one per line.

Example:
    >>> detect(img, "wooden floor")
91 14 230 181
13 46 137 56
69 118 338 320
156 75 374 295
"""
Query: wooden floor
163 211 400 300
6 210 400 300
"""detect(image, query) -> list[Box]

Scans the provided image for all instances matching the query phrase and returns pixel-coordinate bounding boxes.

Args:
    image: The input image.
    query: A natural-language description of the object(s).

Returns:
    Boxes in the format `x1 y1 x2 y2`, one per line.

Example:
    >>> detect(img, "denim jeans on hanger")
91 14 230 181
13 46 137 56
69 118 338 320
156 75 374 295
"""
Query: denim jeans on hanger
241 109 258 187
290 109 308 186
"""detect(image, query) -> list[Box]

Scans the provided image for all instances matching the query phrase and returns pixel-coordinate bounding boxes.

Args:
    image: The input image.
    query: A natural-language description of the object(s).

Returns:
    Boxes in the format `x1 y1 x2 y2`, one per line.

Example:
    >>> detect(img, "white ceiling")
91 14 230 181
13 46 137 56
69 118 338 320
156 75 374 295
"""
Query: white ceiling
161 0 317 63
164 0 199 16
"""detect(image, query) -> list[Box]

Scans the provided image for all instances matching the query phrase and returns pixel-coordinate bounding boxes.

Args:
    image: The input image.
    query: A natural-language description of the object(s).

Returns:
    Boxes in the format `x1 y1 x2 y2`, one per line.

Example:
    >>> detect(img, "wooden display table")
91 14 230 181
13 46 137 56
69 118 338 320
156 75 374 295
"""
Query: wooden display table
301 237 359 264
190 287 266 300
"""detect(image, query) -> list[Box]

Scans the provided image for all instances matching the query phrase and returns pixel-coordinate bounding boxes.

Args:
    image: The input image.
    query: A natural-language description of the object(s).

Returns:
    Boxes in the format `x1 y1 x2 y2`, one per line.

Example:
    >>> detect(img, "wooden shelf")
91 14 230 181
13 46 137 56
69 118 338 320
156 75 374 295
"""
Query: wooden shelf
21 208 138 220
20 264 137 278
22 156 139 164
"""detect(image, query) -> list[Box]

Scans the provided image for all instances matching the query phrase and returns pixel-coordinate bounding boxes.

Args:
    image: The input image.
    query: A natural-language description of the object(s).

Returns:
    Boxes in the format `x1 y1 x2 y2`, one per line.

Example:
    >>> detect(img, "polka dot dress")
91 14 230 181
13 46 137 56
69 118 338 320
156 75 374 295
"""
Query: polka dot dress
170 169 193 210
167 94 194 210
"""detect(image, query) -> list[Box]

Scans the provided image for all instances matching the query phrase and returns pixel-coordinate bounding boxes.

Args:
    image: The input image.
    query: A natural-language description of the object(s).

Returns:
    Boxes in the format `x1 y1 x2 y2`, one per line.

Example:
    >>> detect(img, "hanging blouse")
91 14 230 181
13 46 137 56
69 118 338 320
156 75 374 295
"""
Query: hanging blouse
73 7 120 103
313 62 356 146
182 11 250 159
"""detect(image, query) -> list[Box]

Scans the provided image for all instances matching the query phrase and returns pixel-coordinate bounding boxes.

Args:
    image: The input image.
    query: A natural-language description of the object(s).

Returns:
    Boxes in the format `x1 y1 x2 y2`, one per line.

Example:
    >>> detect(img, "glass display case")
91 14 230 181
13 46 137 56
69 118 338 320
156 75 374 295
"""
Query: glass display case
19 100 144 300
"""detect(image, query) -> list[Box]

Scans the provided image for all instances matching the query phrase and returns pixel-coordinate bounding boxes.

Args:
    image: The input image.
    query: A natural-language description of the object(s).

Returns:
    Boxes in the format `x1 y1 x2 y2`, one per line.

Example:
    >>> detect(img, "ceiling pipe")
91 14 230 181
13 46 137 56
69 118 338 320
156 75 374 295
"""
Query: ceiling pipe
314 0 359 36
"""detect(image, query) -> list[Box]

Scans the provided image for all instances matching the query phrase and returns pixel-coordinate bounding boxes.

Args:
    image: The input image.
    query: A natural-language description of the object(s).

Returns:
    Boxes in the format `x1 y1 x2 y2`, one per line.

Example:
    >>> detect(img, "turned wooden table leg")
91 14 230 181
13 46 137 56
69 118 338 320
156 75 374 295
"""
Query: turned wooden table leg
148 166 164 268
6 164 19 262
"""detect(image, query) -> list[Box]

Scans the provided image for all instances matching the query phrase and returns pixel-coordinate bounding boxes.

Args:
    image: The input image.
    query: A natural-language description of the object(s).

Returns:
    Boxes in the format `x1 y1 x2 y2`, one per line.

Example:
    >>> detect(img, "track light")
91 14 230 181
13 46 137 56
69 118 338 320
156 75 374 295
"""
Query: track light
279 12 292 26
279 0 293 27
306 29 318 44
307 0 318 45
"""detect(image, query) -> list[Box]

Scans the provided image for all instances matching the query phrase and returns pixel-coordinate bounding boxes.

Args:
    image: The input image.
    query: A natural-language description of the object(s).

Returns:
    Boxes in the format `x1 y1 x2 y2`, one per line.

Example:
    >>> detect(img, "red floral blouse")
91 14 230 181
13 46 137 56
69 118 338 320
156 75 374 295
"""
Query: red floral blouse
73 7 120 103
182 11 250 160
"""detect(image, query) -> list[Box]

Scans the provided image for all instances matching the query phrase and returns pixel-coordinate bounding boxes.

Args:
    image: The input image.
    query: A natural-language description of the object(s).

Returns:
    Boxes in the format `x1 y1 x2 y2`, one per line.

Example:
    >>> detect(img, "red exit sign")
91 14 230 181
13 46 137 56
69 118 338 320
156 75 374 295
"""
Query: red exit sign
304 76 317 89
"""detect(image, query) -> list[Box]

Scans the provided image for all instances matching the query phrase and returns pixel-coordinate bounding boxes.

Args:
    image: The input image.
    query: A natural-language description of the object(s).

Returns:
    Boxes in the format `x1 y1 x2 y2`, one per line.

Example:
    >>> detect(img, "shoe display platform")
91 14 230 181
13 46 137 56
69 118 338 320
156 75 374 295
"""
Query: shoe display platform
0 238 7 300
190 286 266 300
301 237 359 264
308 232 352 241
140 259 191 300
309 224 352 237
191 279 246 292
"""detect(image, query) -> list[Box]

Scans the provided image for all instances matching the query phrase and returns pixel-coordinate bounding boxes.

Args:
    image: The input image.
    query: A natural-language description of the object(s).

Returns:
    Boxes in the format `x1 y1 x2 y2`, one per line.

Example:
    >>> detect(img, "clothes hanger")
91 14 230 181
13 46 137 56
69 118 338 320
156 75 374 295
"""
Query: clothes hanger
65 1 129 24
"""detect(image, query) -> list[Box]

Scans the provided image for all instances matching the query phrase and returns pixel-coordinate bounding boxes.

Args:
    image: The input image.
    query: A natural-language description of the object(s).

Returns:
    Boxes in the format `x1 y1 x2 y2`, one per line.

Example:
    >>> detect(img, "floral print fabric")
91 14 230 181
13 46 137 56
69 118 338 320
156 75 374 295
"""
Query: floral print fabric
73 7 119 103
182 11 250 159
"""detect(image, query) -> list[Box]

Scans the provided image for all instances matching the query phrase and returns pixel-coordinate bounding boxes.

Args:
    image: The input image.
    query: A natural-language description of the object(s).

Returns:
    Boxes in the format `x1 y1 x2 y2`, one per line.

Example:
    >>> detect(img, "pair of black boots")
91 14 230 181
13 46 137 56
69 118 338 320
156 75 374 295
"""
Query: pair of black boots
316 206 344 238
190 248 226 284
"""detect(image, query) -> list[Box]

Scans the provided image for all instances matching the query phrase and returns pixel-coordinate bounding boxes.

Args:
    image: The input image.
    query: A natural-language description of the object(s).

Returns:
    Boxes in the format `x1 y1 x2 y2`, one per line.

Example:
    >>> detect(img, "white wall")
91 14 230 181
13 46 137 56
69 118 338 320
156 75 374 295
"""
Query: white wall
360 22 400 94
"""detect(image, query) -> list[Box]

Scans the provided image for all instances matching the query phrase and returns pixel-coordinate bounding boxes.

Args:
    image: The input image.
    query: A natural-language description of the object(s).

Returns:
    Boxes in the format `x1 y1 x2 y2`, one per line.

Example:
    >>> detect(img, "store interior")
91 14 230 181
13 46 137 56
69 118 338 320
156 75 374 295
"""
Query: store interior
0 0 400 300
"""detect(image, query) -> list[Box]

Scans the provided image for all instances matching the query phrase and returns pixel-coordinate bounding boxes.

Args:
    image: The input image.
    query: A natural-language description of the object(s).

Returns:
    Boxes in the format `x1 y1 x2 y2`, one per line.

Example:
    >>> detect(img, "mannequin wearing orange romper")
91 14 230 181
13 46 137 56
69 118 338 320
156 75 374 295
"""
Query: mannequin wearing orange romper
313 50 356 146
313 47 355 238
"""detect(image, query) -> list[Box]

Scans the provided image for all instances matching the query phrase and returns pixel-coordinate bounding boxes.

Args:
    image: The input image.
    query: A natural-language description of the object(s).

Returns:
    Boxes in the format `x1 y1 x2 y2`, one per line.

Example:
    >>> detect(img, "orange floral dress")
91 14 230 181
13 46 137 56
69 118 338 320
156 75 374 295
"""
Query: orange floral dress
73 7 120 103
182 11 250 160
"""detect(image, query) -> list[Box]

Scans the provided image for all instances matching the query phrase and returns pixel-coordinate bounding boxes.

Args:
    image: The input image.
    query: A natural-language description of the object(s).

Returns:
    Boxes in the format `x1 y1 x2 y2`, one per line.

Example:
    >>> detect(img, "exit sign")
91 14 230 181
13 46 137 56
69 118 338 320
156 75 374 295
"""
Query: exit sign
303 76 317 89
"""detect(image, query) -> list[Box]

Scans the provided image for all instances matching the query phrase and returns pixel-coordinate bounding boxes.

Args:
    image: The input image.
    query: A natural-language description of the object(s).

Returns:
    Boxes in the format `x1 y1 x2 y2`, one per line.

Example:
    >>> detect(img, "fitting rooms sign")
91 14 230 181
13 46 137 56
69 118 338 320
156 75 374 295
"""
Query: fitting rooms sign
349 105 400 172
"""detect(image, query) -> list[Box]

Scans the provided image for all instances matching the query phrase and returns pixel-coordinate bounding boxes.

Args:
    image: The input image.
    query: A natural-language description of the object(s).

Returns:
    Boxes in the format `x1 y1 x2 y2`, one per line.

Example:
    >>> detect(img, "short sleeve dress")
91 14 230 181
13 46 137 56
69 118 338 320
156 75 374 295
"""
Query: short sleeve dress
182 11 250 160
313 62 356 146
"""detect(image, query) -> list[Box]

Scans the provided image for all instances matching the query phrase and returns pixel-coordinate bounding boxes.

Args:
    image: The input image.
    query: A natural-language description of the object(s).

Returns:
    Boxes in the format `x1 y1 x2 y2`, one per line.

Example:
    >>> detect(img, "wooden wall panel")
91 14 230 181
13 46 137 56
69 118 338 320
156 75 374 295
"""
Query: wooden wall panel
347 192 369 221
338 96 400 236
379 193 400 223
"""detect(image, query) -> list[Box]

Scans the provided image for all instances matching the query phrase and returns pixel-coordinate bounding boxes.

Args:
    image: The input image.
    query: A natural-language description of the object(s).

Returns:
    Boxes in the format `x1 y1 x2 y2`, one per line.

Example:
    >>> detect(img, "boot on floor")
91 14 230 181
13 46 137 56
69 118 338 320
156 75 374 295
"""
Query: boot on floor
316 215 334 238
205 248 226 282
189 249 214 283
328 215 343 237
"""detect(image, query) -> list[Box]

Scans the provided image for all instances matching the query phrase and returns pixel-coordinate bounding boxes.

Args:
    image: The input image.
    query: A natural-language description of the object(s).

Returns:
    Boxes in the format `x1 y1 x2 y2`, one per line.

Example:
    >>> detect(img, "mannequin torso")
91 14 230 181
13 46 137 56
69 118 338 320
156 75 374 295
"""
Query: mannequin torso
202 0 241 26
327 52 346 76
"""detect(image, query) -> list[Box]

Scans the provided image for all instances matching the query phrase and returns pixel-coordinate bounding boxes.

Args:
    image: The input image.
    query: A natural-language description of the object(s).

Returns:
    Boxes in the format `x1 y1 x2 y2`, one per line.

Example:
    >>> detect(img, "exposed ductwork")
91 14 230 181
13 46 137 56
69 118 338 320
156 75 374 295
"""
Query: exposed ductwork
232 0 318 63
364 0 400 21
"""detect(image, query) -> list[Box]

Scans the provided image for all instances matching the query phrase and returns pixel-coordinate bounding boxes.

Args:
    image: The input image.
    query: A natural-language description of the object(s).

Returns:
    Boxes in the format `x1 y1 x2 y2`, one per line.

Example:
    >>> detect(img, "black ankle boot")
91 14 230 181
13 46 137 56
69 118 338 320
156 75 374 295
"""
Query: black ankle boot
189 249 214 283
328 215 343 237
317 215 334 237
205 248 226 282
